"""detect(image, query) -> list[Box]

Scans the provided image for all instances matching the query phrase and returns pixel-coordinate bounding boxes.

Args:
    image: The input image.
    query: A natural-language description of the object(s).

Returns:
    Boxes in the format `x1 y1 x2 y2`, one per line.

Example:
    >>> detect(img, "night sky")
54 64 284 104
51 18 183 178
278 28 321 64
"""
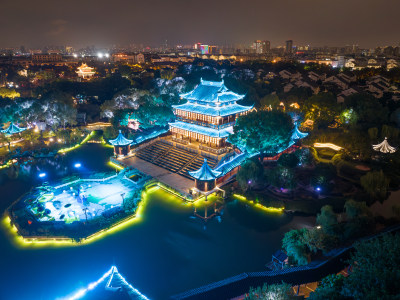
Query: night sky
0 0 399 48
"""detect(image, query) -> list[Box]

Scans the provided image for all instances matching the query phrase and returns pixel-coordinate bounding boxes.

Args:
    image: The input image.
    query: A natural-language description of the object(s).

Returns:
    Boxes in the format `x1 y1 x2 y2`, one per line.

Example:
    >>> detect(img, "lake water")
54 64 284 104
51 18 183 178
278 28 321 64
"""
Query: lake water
0 144 314 300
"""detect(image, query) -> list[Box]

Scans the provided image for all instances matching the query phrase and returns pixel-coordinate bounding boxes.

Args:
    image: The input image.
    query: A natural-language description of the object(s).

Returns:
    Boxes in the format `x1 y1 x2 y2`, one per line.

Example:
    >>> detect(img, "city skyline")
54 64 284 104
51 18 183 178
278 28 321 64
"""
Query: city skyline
1 0 399 49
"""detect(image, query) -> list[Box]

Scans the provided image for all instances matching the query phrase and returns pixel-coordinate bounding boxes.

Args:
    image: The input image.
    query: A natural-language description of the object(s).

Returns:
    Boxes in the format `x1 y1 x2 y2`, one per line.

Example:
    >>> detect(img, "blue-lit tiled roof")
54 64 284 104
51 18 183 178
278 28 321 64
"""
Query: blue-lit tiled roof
189 158 222 180
109 130 133 146
169 121 233 138
1 123 26 135
214 152 249 175
173 102 253 117
180 79 244 103
131 127 168 145
291 124 308 140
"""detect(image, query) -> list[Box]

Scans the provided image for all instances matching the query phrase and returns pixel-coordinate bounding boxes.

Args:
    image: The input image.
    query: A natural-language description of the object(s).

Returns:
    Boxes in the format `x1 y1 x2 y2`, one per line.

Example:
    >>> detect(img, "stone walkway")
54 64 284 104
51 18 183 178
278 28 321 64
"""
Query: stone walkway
121 156 194 194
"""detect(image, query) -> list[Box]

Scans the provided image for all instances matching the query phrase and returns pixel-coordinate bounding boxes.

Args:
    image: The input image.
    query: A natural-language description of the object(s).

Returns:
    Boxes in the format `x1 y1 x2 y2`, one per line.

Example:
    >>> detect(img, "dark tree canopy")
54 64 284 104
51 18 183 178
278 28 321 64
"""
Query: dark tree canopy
236 159 263 190
342 233 400 299
229 110 294 156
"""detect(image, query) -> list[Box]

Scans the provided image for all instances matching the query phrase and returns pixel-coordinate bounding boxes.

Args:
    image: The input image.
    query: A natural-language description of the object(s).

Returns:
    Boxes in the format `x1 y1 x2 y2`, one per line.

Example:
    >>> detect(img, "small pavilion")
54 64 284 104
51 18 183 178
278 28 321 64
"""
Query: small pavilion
291 123 308 141
1 123 26 135
189 158 224 199
372 137 396 154
109 130 133 157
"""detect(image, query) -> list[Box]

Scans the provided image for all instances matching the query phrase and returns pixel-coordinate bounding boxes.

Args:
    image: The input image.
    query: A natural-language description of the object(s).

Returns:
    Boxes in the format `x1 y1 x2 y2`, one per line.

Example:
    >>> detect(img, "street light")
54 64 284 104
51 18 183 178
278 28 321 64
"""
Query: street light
74 163 82 168
39 172 46 178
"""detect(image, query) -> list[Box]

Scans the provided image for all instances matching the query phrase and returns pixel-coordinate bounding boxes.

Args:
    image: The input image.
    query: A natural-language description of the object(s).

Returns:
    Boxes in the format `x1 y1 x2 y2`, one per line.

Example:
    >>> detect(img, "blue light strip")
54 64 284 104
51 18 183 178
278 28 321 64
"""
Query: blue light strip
65 266 150 300
173 102 252 117
107 266 150 300
66 267 113 300
169 121 232 138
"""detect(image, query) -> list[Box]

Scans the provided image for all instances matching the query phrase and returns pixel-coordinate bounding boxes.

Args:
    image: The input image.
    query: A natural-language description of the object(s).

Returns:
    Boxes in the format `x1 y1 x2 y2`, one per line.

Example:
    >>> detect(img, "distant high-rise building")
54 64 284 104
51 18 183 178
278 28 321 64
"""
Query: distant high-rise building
285 40 293 54
200 45 209 55
252 40 270 54
209 46 217 54
263 40 271 53
194 43 202 50
253 40 262 54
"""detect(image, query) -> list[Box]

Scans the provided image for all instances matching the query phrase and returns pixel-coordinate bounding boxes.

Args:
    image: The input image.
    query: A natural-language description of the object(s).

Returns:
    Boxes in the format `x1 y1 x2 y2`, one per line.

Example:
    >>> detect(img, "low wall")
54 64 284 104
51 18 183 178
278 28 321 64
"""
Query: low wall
171 224 400 299
53 174 118 190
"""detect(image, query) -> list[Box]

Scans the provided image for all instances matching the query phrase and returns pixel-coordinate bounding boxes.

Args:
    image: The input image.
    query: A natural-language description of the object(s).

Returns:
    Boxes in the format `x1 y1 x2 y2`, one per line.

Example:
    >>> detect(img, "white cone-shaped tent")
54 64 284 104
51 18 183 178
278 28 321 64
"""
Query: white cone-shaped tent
372 137 396 153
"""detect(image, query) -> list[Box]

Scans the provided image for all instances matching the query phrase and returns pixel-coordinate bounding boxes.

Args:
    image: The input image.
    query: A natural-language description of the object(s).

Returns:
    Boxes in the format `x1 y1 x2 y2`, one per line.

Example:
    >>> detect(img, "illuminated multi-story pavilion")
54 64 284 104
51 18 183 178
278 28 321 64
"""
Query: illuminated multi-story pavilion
76 63 95 79
169 79 252 149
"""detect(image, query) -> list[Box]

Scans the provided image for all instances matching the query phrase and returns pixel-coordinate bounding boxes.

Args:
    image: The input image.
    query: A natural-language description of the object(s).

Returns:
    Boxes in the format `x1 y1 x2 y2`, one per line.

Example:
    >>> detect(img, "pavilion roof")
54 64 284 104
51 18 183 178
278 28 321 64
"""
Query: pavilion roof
189 158 222 180
372 137 396 153
169 121 233 138
1 123 26 135
109 130 133 146
291 124 308 140
180 79 245 104
214 152 249 176
172 102 253 117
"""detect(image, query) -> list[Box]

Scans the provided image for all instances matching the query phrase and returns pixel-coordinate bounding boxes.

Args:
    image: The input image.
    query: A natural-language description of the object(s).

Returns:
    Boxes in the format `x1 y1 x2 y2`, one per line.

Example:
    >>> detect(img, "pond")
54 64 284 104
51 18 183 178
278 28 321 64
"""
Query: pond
0 144 314 299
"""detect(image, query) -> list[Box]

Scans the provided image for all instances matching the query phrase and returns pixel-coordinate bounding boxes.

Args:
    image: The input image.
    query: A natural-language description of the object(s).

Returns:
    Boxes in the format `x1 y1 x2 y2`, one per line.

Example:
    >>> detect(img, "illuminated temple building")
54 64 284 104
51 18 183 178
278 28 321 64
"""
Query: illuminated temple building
76 63 95 79
112 79 308 199
169 79 252 150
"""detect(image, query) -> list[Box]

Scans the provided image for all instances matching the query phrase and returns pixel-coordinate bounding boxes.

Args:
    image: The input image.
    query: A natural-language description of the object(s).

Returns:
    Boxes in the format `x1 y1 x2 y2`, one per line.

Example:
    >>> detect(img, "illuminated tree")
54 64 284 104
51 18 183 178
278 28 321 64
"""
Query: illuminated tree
21 129 40 145
0 133 12 151
229 110 293 157
246 282 295 300
304 228 338 254
0 87 20 99
160 69 175 80
301 92 338 128
57 102 77 129
282 228 310 265
339 108 358 127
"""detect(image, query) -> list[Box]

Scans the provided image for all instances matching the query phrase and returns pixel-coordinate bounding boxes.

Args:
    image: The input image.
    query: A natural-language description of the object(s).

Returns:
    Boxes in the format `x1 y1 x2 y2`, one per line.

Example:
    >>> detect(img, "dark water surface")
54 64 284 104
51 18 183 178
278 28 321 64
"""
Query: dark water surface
0 144 314 300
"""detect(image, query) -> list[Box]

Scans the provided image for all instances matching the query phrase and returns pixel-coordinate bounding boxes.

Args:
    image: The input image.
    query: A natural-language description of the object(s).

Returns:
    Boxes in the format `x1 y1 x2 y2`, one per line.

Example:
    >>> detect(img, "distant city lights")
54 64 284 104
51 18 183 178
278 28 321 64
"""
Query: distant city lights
97 52 109 59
